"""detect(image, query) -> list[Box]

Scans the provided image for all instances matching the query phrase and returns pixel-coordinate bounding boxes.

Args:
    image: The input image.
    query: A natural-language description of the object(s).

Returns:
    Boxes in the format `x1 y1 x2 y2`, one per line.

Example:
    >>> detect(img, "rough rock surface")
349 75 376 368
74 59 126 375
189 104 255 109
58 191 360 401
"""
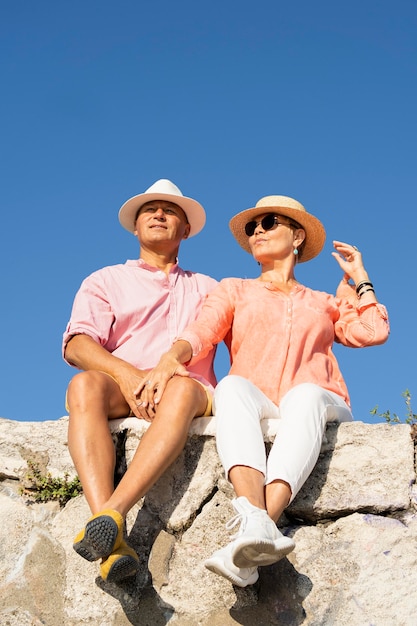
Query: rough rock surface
1 415 416 625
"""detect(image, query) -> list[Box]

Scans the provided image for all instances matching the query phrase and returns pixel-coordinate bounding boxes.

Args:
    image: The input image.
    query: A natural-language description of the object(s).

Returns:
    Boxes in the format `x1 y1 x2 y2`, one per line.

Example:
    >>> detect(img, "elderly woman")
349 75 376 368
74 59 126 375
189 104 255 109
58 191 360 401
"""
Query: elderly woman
138 194 389 587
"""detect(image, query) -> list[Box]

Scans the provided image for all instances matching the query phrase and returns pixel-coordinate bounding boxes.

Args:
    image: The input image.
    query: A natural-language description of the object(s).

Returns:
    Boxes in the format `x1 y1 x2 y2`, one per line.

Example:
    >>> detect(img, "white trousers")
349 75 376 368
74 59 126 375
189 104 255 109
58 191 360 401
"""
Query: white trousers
213 376 353 503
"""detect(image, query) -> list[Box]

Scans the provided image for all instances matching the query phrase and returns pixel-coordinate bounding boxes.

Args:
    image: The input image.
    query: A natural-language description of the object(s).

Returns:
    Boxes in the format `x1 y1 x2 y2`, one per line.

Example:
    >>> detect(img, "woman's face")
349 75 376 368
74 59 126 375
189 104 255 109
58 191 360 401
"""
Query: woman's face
246 213 305 263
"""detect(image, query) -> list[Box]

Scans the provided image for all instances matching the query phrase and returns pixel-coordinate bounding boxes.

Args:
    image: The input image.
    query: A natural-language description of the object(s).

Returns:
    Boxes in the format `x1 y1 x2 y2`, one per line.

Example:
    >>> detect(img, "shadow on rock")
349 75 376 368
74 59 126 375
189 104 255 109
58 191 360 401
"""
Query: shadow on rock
287 421 341 523
100 430 207 624
96 572 175 626
95 500 175 624
229 557 312 626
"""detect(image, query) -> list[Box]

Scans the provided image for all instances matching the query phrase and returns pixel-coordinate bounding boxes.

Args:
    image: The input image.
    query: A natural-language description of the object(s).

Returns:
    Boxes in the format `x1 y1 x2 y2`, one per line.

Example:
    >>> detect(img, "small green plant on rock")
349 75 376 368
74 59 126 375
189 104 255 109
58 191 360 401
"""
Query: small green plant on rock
20 459 83 506
370 389 417 425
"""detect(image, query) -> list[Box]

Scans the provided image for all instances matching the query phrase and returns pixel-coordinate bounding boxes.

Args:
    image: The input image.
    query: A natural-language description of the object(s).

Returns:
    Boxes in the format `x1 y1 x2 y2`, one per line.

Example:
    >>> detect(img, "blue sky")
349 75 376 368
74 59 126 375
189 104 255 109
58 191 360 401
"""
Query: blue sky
1 1 416 424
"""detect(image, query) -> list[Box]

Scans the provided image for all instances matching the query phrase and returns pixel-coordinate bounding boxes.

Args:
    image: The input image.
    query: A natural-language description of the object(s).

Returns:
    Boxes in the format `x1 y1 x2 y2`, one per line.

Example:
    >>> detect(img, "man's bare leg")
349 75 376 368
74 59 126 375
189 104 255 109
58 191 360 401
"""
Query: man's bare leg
67 372 207 517
101 375 207 516
67 370 131 514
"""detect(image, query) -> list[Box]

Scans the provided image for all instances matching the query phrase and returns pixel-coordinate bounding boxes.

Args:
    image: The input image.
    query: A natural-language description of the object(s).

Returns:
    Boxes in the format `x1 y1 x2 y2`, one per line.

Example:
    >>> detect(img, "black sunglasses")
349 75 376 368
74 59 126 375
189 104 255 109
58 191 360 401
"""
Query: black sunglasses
245 213 294 237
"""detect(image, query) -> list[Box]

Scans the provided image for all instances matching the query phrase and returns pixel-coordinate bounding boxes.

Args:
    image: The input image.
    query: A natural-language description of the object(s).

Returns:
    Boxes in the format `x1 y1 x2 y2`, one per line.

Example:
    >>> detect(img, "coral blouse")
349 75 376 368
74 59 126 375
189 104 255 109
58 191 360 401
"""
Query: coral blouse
179 278 389 407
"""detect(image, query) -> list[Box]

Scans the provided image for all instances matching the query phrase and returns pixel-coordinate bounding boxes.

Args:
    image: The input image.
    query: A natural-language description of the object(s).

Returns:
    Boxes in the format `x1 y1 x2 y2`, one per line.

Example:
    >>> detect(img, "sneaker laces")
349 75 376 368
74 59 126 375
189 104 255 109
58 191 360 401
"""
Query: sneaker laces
225 512 248 539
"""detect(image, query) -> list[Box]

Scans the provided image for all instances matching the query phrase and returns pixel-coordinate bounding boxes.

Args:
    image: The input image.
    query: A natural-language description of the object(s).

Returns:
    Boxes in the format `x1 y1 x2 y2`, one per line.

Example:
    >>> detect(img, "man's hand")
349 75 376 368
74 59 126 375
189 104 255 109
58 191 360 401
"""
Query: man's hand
65 334 156 421
113 365 157 421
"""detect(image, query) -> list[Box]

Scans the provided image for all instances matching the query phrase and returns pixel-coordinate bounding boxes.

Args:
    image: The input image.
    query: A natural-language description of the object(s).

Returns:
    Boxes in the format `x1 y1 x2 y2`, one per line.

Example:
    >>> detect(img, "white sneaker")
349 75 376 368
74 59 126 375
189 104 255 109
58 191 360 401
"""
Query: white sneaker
229 496 295 568
204 542 259 587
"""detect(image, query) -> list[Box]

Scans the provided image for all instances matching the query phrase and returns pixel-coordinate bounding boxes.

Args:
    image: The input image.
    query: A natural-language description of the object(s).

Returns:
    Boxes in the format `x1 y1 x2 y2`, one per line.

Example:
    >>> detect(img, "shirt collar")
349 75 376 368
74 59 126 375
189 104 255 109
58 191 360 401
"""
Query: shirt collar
126 258 180 274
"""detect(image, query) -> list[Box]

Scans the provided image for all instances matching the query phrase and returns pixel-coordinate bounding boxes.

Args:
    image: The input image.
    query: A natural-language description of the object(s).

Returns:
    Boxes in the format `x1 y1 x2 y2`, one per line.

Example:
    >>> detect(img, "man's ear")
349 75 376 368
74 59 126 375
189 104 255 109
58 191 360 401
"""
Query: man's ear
183 223 191 239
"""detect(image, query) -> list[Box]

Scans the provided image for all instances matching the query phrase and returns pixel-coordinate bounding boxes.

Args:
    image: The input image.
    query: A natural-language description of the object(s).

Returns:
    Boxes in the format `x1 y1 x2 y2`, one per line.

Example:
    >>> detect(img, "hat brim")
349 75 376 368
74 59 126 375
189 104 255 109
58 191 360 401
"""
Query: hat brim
229 205 326 262
118 192 206 237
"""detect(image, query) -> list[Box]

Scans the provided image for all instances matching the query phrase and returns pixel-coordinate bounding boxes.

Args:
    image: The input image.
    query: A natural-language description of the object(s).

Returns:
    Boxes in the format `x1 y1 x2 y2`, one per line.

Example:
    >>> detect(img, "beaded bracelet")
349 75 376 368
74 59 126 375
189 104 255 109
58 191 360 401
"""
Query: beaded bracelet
356 280 373 295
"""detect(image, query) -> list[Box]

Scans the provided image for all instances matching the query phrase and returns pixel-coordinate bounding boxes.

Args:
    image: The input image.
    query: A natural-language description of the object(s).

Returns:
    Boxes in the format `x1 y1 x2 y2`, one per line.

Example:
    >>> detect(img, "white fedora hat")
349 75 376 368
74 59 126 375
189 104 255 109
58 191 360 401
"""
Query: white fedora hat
118 179 206 237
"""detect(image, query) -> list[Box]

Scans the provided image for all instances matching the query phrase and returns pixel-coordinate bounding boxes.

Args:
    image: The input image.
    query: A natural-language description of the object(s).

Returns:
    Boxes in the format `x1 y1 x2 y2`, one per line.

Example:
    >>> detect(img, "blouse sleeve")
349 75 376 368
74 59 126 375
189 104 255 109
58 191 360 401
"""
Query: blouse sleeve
177 279 235 361
334 282 390 348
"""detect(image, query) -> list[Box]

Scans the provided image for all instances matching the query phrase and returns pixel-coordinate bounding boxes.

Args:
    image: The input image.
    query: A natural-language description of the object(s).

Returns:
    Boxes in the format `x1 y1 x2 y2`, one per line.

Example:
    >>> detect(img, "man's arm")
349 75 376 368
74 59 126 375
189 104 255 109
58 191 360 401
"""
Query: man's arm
65 334 151 419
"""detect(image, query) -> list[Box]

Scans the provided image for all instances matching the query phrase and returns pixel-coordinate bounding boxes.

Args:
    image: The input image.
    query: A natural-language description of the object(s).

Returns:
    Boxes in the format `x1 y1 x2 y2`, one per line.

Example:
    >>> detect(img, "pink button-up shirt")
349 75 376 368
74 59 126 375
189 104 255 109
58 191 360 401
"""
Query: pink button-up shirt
179 278 390 407
62 259 218 389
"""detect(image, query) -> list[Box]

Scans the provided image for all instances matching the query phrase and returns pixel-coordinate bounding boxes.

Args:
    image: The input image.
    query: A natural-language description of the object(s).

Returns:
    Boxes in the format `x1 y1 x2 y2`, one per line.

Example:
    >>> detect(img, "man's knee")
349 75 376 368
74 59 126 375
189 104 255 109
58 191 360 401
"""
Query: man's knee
163 376 210 416
67 371 118 412
68 370 106 394
165 376 201 399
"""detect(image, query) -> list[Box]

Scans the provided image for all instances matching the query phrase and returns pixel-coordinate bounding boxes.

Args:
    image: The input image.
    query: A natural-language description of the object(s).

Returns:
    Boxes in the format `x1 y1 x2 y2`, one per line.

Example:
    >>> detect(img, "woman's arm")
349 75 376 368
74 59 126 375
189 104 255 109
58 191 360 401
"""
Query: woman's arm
331 240 389 347
332 240 377 303
136 279 236 409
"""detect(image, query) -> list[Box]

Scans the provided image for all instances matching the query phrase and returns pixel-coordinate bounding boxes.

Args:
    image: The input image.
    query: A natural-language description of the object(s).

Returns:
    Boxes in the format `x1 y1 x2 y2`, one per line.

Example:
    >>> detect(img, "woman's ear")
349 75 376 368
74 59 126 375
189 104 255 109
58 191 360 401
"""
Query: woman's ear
294 228 306 248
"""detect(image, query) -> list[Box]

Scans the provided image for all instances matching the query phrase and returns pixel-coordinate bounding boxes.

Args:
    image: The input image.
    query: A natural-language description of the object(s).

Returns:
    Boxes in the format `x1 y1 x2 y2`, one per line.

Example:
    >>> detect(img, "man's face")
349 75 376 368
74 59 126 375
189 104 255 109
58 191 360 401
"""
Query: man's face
134 200 190 245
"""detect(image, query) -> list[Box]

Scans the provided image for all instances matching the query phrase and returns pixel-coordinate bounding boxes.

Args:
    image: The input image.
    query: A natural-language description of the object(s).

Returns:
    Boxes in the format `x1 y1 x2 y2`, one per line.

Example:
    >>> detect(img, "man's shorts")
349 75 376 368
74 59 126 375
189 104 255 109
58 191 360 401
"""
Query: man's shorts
65 372 213 417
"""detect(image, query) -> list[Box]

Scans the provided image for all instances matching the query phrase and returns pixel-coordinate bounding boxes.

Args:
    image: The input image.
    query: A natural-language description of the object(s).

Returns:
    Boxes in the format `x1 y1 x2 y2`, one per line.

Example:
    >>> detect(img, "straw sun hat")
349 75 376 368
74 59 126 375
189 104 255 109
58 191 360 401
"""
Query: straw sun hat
229 195 326 262
118 179 206 237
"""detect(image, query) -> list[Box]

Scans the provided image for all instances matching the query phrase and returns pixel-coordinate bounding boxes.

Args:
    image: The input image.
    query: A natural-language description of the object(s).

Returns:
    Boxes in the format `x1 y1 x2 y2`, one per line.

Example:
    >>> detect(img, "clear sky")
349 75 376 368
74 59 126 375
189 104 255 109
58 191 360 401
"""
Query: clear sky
1 1 416 424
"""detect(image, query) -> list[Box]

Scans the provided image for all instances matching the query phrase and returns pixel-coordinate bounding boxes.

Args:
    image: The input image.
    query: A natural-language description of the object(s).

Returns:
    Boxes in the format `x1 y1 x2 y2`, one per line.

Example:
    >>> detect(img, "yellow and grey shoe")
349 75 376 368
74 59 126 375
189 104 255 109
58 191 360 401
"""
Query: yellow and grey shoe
73 509 124 562
100 540 139 584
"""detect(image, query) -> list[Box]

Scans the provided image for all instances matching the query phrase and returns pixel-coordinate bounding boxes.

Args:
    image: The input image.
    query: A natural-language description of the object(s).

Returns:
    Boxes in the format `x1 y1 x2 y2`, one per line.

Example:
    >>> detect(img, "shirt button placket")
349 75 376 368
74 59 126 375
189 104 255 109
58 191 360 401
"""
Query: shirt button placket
167 273 177 343
287 298 293 335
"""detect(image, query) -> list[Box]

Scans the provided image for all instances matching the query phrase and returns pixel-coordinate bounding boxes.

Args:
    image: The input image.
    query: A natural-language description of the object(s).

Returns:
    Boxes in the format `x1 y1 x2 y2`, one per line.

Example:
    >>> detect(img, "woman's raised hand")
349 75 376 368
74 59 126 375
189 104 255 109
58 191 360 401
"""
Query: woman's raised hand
331 240 368 285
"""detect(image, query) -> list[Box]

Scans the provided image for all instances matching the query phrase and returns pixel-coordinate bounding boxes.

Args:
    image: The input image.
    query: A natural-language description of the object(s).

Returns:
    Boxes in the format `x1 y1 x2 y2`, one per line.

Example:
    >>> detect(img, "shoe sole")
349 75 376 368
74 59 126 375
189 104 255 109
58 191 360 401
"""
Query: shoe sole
204 557 259 588
105 555 139 584
73 515 119 562
232 537 295 568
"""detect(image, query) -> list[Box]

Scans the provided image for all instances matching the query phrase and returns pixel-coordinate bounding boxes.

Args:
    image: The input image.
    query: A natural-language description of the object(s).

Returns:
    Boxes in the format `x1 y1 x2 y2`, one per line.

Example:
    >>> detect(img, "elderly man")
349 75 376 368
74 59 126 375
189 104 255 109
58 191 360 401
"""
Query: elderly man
63 179 217 583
